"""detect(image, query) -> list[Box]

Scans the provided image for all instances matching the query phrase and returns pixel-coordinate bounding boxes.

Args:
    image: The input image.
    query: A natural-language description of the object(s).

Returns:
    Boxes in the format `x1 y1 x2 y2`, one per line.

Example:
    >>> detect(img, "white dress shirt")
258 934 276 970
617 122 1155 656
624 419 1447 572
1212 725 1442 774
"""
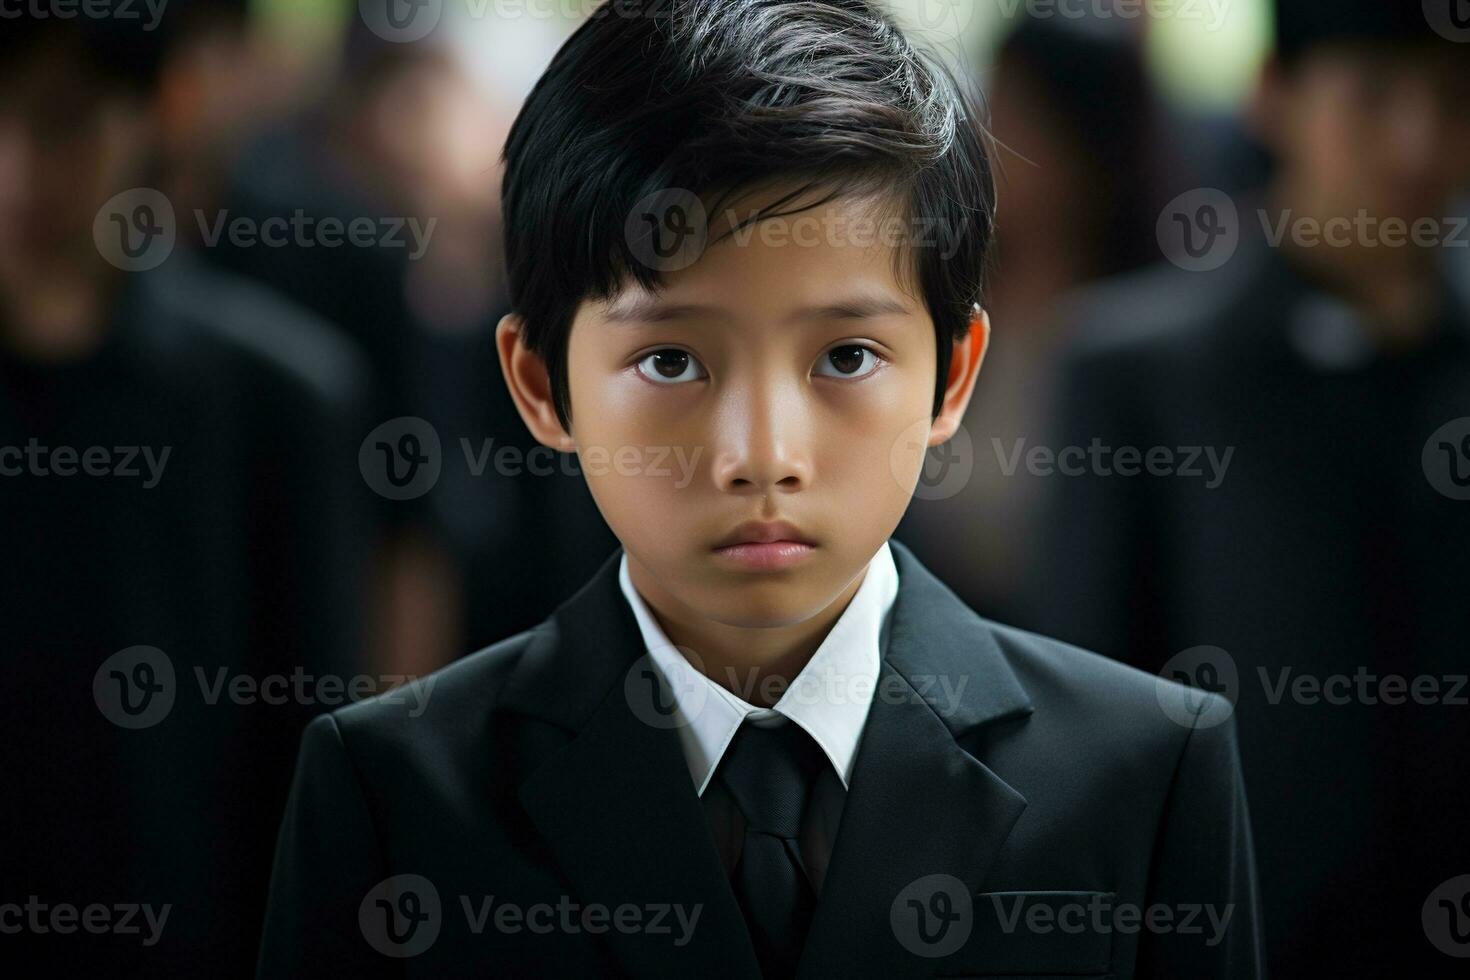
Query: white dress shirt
617 540 900 892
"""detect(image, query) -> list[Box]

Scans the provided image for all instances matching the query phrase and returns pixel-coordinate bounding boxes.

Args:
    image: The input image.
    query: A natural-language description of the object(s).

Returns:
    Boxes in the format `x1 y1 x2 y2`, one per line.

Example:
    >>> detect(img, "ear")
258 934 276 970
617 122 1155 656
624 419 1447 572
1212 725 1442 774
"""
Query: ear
927 305 990 448
495 313 576 452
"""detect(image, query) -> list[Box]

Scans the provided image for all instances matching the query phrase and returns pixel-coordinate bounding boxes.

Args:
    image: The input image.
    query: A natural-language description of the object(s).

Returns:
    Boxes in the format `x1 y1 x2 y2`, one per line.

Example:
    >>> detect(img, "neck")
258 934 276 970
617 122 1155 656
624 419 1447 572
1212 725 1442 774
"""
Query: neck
627 557 870 708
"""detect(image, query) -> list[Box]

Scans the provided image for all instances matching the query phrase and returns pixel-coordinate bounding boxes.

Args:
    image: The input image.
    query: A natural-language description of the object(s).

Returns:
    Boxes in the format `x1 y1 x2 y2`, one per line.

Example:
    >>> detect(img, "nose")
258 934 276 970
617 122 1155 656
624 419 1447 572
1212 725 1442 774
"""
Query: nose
709 372 814 496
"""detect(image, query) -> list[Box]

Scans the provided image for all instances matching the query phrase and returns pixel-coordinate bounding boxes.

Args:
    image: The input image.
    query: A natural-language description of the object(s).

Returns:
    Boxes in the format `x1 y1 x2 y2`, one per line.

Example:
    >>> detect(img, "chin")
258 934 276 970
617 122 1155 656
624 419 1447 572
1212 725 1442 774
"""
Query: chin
699 579 833 630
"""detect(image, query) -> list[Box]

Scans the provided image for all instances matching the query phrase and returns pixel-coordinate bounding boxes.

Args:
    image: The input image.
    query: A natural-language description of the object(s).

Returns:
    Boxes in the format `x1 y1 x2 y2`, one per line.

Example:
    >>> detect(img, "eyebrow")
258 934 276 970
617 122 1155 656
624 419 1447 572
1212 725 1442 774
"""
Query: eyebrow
602 293 913 324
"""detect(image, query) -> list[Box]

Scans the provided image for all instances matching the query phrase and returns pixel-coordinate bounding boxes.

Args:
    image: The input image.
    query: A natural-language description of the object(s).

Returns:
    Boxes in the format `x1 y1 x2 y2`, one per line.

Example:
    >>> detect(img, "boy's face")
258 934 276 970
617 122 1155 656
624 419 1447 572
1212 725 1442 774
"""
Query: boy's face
500 185 984 631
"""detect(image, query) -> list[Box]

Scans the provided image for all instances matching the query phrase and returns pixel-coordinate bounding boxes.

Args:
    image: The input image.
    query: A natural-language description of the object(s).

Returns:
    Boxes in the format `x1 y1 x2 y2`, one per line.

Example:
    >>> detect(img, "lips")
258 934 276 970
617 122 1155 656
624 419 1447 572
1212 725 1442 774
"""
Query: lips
712 519 815 550
711 520 818 572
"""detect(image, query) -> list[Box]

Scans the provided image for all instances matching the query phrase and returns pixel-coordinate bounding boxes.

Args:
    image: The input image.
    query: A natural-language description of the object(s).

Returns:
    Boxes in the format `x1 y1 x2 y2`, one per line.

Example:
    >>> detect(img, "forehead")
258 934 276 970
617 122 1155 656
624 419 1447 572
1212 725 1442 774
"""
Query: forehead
595 183 927 325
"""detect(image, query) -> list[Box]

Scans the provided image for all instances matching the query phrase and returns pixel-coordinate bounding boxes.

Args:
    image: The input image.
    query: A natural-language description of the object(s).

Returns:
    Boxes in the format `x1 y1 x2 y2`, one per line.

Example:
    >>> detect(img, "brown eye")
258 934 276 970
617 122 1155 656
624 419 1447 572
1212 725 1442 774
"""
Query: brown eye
636 348 706 384
815 344 881 379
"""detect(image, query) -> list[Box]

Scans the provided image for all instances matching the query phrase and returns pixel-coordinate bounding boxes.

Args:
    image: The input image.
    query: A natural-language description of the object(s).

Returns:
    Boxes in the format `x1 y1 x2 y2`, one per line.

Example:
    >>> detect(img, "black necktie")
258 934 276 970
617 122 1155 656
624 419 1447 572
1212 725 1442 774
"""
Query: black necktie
716 719 828 979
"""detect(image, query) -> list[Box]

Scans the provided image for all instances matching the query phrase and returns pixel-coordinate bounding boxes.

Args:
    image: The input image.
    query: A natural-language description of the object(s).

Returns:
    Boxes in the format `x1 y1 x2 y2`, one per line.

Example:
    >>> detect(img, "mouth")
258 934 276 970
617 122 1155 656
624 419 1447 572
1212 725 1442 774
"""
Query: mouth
711 520 817 572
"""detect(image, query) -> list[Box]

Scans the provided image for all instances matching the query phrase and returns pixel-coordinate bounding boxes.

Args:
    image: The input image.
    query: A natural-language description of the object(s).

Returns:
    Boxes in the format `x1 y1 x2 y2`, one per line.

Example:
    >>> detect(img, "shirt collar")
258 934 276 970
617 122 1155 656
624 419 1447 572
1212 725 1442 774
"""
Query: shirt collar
617 539 899 795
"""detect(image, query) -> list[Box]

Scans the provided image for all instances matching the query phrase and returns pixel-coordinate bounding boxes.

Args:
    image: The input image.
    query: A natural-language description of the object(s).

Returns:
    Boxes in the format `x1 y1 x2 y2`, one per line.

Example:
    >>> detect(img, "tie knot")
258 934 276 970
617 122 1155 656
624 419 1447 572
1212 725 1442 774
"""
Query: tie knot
717 719 827 839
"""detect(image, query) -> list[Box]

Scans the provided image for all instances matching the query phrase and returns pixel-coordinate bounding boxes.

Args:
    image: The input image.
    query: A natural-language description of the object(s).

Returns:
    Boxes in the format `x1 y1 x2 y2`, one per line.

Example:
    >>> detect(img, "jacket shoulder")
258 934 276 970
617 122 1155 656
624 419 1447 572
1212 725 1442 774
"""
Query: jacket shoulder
986 619 1232 757
324 625 547 751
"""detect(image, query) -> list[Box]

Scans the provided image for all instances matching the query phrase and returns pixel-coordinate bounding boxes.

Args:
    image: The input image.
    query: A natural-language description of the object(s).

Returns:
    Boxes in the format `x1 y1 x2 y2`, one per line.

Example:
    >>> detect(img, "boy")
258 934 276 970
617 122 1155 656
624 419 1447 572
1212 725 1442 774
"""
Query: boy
259 2 1263 977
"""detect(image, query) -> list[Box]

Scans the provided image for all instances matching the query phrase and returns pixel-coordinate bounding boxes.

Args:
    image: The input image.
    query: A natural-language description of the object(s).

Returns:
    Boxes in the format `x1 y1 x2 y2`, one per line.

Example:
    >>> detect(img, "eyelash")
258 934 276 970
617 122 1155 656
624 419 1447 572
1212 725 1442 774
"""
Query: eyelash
633 344 887 386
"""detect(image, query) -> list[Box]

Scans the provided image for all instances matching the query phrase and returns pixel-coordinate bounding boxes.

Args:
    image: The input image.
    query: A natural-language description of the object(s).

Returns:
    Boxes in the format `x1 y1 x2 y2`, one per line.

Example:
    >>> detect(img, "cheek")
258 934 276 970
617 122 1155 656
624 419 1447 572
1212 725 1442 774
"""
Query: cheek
818 377 934 512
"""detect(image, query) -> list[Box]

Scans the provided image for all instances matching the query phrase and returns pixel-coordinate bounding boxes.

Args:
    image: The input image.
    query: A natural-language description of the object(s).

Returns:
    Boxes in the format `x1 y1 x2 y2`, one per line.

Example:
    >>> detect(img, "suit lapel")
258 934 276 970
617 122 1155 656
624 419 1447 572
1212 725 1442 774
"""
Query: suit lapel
796 540 1034 978
504 541 1034 978
507 549 761 978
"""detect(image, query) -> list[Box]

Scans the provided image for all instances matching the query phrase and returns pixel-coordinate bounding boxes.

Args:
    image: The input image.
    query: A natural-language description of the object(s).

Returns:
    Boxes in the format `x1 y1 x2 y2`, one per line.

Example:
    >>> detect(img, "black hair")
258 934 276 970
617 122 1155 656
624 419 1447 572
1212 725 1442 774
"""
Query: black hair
1274 0 1457 67
500 0 996 431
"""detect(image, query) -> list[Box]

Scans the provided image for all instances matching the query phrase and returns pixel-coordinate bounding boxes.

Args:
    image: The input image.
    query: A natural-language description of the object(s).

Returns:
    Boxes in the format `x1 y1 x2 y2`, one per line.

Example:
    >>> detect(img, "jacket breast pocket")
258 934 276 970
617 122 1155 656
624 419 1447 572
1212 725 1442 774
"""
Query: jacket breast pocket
935 890 1116 979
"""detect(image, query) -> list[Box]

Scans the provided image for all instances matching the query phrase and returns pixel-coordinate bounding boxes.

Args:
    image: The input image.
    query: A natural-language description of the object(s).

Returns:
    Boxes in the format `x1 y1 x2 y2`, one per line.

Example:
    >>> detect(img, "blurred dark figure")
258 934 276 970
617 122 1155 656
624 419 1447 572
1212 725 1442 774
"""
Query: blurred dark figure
212 21 615 666
898 15 1163 622
0 12 371 977
1030 2 1470 975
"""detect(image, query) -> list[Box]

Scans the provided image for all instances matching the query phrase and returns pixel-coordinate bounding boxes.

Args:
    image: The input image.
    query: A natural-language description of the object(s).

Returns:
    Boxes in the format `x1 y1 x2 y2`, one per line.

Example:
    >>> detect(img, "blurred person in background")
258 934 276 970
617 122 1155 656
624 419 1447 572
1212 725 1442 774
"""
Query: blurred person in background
0 10 372 975
897 14 1164 624
1030 1 1470 974
211 16 616 672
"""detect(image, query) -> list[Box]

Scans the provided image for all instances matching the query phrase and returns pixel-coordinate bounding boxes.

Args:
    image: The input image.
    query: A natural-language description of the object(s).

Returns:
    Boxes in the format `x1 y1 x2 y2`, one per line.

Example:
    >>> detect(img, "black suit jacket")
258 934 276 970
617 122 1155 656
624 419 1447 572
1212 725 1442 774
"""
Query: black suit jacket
259 540 1263 978
1028 225 1470 977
